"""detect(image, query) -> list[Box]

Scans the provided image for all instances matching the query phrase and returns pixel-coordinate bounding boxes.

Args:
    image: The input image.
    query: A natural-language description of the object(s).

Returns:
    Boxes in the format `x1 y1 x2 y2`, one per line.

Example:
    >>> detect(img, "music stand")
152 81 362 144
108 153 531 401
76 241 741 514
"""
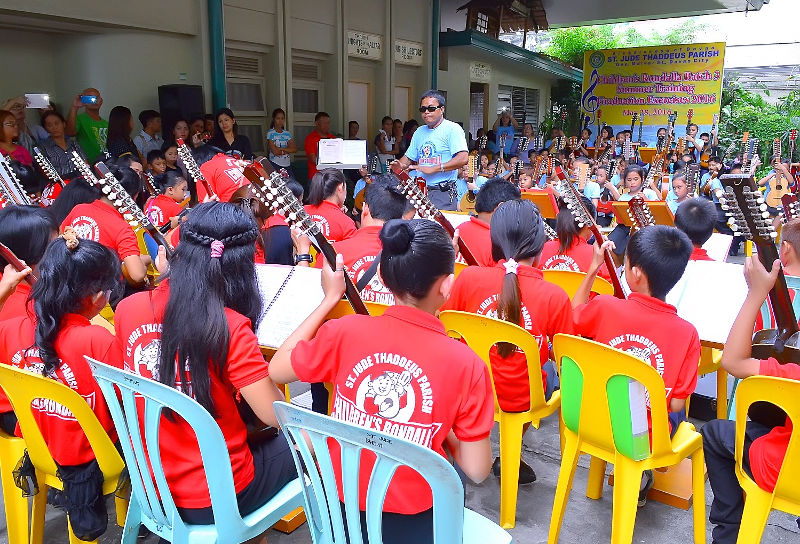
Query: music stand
521 190 558 218
644 201 675 226
611 201 634 227
638 147 658 164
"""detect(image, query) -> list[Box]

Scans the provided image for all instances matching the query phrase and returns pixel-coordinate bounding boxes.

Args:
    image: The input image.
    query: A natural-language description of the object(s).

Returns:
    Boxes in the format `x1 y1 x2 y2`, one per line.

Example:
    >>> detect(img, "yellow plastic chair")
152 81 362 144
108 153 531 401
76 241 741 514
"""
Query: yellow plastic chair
549 334 706 544
542 269 614 301
0 365 127 544
733 376 800 543
454 261 469 278
0 429 28 544
439 310 561 529
697 346 728 419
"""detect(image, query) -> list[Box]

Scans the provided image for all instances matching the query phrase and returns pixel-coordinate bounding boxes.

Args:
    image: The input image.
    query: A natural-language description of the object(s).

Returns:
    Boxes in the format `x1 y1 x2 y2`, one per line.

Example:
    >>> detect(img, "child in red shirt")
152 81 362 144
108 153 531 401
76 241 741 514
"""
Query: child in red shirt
0 230 122 533
442 198 573 484
0 205 57 321
304 169 357 242
269 219 494 544
145 170 187 231
674 197 716 262
538 197 612 280
457 178 521 267
195 148 249 202
113 202 296 528
702 255 800 543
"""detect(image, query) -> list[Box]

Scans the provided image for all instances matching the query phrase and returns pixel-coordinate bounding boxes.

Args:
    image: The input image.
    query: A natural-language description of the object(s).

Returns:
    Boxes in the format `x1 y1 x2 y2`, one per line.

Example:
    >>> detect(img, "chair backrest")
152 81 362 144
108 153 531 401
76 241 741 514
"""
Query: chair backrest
758 275 800 330
273 401 466 544
0 364 124 481
325 299 390 320
735 375 800 504
438 310 548 414
543 269 614 301
454 262 468 278
87 358 252 541
552 334 675 460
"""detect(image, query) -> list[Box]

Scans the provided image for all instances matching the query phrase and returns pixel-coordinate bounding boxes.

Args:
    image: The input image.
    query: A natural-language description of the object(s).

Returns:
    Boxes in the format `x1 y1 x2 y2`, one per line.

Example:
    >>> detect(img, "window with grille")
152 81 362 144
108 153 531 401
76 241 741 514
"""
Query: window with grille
225 50 267 153
476 12 489 34
292 57 325 160
498 85 540 136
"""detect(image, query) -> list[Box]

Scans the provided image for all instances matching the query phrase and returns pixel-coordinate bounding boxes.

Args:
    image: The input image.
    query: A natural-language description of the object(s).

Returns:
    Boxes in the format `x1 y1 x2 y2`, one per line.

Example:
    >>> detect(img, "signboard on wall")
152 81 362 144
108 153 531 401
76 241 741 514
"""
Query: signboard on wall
580 42 725 145
469 62 491 83
347 31 383 61
394 39 424 66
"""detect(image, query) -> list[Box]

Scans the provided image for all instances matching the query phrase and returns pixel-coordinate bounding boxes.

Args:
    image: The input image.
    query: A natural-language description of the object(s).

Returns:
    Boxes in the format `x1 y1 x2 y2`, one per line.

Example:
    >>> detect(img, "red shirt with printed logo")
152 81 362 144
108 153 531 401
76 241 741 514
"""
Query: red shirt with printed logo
0 314 120 465
573 293 700 430
145 195 184 229
197 153 248 202
538 237 612 281
689 247 713 261
0 281 32 322
304 131 335 179
291 305 494 514
441 264 574 412
304 200 357 242
61 200 141 261
114 284 269 508
749 358 800 492
456 217 494 267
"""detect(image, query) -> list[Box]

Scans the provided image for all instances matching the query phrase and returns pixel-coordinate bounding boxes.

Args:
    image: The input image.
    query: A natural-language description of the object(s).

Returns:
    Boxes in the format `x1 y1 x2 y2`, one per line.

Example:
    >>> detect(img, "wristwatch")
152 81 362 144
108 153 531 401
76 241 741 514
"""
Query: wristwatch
295 253 313 265
440 164 445 173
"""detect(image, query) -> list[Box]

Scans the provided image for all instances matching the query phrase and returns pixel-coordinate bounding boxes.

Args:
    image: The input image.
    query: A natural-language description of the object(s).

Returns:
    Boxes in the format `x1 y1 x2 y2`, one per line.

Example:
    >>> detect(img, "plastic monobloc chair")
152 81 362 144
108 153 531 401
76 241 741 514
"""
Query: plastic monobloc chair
0 428 28 543
273 401 512 544
0 364 127 544
549 334 706 544
88 358 303 544
542 269 614 301
439 310 560 529
733 376 800 544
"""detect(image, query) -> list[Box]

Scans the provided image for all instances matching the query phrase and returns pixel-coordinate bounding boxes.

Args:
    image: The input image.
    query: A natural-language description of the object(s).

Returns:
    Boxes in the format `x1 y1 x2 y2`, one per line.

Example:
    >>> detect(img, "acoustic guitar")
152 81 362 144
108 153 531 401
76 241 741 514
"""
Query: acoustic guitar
699 113 719 168
766 138 792 208
0 155 34 206
789 130 799 187
459 152 480 214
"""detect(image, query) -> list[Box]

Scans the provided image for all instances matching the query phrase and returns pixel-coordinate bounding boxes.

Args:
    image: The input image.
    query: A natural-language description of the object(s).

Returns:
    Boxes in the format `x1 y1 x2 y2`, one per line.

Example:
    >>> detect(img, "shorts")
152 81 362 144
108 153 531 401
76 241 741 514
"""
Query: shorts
342 505 434 544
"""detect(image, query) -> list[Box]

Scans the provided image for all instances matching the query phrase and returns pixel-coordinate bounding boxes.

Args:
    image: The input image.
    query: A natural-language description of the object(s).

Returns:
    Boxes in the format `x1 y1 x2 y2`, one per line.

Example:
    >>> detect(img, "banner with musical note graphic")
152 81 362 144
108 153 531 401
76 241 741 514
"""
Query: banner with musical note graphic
581 42 725 147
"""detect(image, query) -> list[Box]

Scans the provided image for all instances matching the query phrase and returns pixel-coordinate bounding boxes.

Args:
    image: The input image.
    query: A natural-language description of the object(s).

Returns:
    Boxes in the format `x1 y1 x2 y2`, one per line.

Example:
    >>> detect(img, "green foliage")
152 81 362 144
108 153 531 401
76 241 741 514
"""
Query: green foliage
544 25 618 68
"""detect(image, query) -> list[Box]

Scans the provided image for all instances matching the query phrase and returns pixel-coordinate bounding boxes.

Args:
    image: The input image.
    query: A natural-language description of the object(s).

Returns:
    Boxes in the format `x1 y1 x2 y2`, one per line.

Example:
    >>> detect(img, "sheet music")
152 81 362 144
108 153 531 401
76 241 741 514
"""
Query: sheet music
442 212 472 229
255 264 325 348
702 233 733 263
317 138 367 170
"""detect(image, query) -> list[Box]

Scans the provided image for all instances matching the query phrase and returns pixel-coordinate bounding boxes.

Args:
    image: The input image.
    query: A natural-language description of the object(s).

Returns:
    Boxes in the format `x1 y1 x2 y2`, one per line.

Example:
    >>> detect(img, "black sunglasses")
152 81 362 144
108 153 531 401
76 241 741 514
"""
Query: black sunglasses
419 105 443 113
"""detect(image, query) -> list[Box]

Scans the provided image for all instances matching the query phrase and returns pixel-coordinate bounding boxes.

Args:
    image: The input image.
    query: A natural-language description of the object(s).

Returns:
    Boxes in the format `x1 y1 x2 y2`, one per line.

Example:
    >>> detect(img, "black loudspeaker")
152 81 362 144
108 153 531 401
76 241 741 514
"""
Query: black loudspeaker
158 84 205 138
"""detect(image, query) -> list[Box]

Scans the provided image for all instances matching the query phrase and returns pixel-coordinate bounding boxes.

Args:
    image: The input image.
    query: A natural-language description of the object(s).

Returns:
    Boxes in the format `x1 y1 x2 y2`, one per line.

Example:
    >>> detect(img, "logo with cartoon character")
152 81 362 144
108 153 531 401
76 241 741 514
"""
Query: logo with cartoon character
356 370 414 421
134 339 161 378
70 216 100 242
420 142 435 159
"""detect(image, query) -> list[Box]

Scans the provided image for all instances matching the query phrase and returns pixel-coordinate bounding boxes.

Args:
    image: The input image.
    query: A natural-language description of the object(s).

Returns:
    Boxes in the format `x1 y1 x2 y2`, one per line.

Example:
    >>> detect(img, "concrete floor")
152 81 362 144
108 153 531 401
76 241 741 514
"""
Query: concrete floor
2 411 798 544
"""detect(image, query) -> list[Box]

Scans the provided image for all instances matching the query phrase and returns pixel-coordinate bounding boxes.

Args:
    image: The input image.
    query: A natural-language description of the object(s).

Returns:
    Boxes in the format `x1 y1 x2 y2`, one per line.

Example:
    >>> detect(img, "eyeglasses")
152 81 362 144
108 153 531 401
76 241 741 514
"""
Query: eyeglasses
419 105 443 113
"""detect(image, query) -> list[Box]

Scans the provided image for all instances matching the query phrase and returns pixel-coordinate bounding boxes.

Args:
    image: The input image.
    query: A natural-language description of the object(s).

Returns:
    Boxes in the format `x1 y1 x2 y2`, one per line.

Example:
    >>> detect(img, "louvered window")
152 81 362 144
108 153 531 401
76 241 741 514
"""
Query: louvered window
224 50 267 153
498 85 540 136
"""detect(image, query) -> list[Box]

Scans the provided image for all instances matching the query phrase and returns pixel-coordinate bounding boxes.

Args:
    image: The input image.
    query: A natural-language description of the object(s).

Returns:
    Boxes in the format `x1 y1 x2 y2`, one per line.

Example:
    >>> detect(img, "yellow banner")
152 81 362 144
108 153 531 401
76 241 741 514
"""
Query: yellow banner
581 42 725 146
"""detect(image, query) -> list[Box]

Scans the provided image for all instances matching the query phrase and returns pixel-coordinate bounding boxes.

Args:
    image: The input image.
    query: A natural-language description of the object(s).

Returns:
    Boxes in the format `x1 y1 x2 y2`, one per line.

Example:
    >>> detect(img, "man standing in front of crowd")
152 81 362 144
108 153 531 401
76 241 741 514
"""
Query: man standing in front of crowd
393 90 468 211
304 111 335 180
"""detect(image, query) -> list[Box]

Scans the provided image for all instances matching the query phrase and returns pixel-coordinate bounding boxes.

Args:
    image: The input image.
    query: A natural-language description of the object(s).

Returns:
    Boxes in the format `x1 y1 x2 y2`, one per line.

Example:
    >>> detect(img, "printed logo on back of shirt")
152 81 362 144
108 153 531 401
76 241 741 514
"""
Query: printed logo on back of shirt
70 215 101 242
147 207 164 227
543 255 581 272
608 333 666 406
310 214 331 237
351 256 395 305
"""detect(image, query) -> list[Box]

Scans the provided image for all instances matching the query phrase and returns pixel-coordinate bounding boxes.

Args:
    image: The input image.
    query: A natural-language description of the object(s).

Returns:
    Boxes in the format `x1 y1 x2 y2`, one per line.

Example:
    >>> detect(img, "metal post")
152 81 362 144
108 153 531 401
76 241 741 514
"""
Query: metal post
208 0 227 111
431 0 439 90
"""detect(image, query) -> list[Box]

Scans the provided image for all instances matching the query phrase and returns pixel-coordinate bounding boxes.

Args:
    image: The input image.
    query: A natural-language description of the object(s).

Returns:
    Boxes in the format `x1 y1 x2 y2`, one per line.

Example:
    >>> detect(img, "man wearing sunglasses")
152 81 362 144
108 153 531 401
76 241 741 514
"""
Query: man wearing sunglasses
392 90 468 210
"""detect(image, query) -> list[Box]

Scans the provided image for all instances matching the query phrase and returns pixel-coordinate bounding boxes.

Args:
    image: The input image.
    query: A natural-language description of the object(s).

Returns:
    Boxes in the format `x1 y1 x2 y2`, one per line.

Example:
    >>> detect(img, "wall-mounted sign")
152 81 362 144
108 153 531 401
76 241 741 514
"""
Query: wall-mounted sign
394 39 424 66
347 31 383 61
470 61 492 83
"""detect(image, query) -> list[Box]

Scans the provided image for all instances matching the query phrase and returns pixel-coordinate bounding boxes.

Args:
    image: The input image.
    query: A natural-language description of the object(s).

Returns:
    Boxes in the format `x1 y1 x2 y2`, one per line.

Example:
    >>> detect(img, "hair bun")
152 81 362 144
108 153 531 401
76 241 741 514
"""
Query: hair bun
380 219 414 255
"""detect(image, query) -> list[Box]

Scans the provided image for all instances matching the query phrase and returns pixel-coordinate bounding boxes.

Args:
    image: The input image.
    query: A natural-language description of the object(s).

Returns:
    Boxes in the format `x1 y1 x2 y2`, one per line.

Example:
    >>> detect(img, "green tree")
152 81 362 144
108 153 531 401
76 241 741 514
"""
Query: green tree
543 25 620 68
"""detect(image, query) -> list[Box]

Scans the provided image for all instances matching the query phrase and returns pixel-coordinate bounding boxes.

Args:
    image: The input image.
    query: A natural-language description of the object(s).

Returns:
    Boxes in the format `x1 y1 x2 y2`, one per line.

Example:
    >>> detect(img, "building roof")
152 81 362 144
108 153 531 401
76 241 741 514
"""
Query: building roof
456 0 549 32
439 29 582 82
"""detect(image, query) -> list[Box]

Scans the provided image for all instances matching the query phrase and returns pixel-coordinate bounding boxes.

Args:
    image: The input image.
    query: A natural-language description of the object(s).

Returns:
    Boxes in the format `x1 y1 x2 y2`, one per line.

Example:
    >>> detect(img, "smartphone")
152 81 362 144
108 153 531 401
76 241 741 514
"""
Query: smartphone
24 93 50 109
80 95 98 105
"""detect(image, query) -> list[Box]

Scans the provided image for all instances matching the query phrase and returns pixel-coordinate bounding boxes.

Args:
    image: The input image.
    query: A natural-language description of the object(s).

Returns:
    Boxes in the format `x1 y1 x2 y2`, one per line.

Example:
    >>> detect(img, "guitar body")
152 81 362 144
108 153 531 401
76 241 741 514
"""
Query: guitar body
766 175 792 208
459 191 477 214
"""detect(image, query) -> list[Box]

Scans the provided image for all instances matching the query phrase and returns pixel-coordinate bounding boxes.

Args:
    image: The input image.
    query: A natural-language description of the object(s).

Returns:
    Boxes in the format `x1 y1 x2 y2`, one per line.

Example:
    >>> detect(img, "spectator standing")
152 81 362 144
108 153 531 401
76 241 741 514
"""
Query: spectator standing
0 109 33 166
106 106 142 162
210 108 253 161
39 111 86 178
304 111 335 180
133 110 164 159
266 108 297 175
66 88 108 162
375 116 399 173
1 97 37 153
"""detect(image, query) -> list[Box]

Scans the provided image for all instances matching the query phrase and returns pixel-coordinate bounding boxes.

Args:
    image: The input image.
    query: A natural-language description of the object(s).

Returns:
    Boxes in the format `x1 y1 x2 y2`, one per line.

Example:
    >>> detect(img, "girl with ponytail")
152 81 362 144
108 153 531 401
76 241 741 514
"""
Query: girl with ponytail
442 199 574 484
304 168 357 242
537 196 612 280
269 219 495 544
113 201 297 527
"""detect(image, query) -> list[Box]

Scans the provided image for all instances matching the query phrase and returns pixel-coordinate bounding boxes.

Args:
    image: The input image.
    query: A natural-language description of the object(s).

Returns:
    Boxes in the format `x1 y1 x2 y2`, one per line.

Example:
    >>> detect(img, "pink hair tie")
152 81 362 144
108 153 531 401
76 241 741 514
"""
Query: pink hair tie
210 240 225 259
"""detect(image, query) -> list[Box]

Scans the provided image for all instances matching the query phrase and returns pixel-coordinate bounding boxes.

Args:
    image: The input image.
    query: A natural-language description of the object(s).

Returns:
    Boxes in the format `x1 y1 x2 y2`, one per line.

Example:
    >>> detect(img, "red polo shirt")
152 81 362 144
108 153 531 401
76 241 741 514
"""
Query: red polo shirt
304 131 334 179
441 264 574 412
304 200 357 242
291 305 494 514
0 281 32 322
456 217 494 267
197 153 248 202
538 237 612 281
330 225 394 304
145 195 184 229
114 284 269 508
61 200 141 261
689 247 713 261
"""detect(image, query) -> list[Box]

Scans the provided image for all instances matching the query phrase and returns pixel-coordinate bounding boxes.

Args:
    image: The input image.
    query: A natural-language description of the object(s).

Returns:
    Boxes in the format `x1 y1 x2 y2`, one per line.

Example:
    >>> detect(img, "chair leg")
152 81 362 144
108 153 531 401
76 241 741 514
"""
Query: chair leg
29 481 48 544
0 439 29 544
716 369 728 420
121 496 143 544
68 519 97 544
735 493 771 544
690 452 707 544
547 434 581 544
498 417 524 529
586 456 607 500
609 458 641 544
115 477 131 527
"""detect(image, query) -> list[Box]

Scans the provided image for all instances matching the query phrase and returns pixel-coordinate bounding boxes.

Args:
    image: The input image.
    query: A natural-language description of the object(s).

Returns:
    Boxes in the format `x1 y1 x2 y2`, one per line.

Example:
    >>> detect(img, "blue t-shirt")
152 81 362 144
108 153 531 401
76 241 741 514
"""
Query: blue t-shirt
266 128 293 167
576 181 602 200
702 172 723 203
496 125 515 155
618 188 660 202
405 119 468 187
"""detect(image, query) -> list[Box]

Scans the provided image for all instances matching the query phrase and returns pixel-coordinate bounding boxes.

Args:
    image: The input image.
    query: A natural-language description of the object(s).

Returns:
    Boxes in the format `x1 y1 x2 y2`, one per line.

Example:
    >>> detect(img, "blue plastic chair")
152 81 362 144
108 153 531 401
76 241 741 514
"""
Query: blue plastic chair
88 358 304 543
273 401 512 544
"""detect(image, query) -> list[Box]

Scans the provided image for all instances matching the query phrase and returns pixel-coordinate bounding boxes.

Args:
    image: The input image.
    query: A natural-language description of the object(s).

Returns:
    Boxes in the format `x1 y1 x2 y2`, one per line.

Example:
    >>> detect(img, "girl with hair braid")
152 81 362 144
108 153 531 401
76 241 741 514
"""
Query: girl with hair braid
113 202 298 528
441 199 574 485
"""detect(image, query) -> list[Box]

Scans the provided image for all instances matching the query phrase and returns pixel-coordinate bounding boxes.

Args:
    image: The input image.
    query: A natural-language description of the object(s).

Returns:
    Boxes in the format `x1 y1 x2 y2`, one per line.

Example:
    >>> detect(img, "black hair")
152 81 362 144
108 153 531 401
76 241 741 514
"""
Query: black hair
572 155 590 166
475 178 521 214
40 110 66 128
348 120 359 130
307 169 346 206
402 119 418 133
191 144 223 167
0 205 57 268
314 111 330 122
556 195 595 253
708 155 722 165
490 199 546 357
104 158 142 197
107 106 133 144
138 109 160 128
161 140 178 153
623 164 646 186
379 219 454 300
363 175 411 221
32 237 119 375
204 114 214 121
673 159 688 171
159 202 261 416
214 107 238 138
420 89 446 108
700 132 709 139
147 149 166 164
154 169 186 193
381 116 393 125
9 161 47 194
270 108 286 129
189 115 205 127
286 178 304 200
600 125 614 138
674 198 716 247
49 178 100 225
626 225 692 300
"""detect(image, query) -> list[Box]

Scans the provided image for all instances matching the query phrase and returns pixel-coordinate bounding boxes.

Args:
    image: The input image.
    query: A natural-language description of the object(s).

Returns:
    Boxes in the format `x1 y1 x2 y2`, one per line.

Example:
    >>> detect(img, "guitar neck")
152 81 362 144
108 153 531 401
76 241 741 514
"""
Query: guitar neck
0 242 37 285
755 239 799 338
589 224 625 299
176 139 216 198
313 233 370 315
